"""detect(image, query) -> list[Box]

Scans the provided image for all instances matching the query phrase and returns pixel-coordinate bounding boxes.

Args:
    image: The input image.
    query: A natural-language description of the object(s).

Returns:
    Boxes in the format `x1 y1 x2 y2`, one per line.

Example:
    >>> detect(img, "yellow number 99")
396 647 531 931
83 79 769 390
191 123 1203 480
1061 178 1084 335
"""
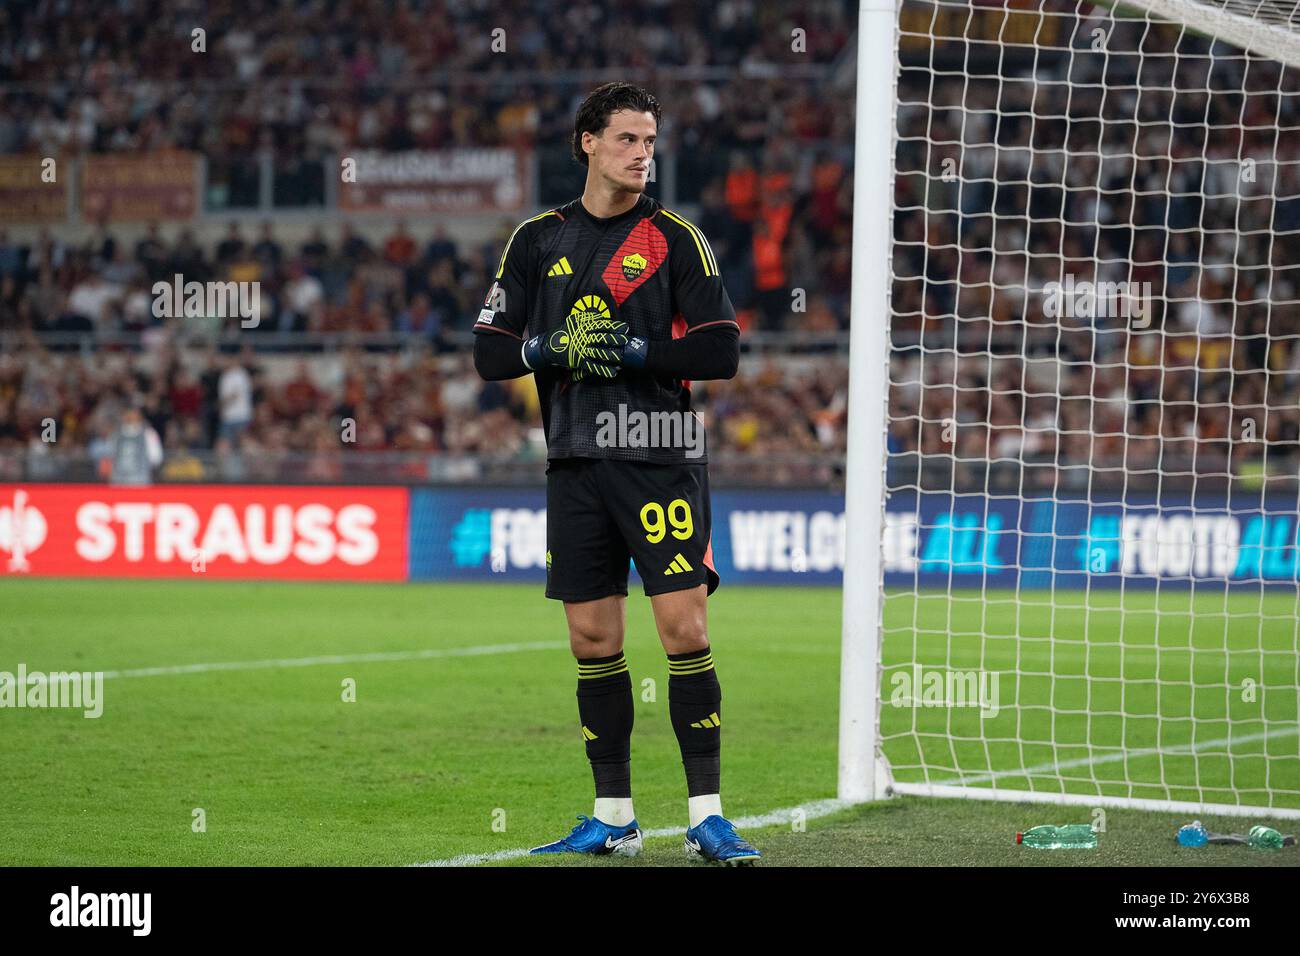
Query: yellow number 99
640 502 666 543
668 498 693 540
641 499 695 543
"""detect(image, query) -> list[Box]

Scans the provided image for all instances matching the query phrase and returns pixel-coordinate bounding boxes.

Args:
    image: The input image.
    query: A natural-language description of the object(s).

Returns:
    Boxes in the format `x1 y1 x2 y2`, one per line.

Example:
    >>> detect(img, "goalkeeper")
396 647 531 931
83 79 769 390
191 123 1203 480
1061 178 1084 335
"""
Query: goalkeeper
473 82 758 864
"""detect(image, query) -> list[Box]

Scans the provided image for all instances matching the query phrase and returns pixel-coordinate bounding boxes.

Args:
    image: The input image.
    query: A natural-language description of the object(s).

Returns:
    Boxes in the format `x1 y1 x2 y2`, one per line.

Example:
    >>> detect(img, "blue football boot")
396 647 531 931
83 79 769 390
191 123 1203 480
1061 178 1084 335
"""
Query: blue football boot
529 815 643 857
684 815 762 865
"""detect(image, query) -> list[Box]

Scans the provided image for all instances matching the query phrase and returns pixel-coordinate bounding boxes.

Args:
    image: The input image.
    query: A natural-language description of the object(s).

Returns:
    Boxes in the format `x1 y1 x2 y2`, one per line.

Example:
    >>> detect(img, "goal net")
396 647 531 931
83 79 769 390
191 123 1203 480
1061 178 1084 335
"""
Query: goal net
869 0 1300 818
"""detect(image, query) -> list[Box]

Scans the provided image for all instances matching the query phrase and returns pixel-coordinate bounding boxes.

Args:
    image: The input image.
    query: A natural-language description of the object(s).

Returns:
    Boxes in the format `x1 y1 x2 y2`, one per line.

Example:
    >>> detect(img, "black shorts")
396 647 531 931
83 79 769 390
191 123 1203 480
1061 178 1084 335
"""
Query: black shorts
545 457 720 602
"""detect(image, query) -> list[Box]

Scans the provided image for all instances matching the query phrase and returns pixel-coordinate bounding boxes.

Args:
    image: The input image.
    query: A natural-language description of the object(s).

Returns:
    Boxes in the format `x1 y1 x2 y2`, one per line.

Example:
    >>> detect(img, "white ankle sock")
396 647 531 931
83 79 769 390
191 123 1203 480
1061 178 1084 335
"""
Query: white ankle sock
688 794 723 828
593 797 635 827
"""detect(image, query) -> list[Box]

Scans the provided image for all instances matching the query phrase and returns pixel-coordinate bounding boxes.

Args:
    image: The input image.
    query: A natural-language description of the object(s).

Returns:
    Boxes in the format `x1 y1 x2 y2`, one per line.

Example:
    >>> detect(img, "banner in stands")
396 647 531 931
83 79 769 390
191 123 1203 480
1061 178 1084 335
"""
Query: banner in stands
0 485 408 580
899 0 1058 59
5 485 1298 587
408 488 1300 589
0 155 66 223
80 153 200 222
406 487 879 586
339 148 531 214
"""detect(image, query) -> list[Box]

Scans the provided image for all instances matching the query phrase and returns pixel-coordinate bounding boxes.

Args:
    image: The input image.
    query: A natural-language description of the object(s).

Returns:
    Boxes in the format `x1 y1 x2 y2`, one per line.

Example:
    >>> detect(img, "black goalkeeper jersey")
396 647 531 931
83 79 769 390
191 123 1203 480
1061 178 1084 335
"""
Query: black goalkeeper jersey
472 194 738 465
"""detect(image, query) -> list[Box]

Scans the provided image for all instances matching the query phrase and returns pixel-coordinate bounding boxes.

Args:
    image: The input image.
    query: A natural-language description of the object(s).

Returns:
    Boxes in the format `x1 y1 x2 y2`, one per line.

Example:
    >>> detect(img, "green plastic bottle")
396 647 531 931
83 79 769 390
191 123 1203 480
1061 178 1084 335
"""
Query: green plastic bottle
1016 824 1098 849
1248 825 1284 850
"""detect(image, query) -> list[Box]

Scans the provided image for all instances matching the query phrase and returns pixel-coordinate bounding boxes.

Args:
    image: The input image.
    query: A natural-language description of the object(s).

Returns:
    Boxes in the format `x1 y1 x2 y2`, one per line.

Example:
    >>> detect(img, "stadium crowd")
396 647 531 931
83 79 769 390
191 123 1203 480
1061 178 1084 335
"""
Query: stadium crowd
884 17 1300 484
0 0 857 332
0 340 848 481
3 2 1300 485
0 0 855 480
0 211 849 341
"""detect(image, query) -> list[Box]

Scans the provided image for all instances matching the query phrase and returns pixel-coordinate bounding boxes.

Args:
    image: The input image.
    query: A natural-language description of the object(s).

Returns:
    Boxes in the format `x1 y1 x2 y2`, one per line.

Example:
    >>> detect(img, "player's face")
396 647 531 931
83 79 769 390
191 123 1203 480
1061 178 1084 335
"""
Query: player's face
589 110 656 193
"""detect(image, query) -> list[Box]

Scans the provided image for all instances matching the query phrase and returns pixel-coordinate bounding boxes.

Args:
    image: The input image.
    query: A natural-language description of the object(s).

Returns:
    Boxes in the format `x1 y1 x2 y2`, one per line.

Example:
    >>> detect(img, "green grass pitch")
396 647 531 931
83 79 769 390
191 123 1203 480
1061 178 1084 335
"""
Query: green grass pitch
0 579 1296 866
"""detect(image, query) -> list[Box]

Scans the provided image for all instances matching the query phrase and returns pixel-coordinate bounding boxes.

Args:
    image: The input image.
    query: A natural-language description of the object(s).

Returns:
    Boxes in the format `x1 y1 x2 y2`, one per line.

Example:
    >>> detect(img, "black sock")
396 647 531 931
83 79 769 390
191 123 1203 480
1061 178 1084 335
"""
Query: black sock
576 651 634 798
667 646 721 796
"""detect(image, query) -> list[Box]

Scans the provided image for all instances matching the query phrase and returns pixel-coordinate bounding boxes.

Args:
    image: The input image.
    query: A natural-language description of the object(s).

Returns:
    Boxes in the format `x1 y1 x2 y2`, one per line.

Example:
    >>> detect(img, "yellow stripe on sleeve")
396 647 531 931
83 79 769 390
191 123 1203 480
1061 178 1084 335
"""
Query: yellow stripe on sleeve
495 210 560 279
661 209 718 277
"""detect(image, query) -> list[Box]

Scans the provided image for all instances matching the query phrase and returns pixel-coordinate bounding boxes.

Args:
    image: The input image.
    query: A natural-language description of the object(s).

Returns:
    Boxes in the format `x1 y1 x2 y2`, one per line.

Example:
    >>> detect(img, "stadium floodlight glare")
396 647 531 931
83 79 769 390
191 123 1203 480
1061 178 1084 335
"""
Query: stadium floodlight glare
841 0 1300 819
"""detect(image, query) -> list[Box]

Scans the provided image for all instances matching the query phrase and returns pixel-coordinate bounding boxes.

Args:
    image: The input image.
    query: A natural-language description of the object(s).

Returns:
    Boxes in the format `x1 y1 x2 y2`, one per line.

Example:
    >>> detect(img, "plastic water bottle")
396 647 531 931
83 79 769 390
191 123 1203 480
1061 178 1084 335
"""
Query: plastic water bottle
1248 825 1284 850
1177 821 1209 847
1016 824 1097 849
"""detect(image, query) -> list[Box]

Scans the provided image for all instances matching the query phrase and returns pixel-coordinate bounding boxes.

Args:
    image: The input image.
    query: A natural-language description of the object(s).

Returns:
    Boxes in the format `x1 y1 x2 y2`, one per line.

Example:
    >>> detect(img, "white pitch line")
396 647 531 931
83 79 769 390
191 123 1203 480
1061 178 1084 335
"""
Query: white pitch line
97 641 568 680
412 798 854 867
929 725 1300 787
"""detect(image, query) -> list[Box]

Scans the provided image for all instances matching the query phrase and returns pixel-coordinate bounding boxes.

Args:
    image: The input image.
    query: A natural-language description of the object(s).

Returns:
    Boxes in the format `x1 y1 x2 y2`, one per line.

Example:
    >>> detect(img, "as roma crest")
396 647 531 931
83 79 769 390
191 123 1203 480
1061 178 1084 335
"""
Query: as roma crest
621 253 647 282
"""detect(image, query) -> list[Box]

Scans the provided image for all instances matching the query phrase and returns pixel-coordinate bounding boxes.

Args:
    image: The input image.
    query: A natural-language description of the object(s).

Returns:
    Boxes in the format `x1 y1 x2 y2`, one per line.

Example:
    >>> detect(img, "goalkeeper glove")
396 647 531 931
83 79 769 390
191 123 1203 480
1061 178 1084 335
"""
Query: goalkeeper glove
522 319 630 380
620 335 648 370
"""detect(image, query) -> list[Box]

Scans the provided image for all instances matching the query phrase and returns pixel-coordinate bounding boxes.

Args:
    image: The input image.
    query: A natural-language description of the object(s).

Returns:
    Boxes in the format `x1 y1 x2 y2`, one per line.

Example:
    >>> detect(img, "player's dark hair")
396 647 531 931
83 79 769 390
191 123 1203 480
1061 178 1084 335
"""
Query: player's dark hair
571 82 662 167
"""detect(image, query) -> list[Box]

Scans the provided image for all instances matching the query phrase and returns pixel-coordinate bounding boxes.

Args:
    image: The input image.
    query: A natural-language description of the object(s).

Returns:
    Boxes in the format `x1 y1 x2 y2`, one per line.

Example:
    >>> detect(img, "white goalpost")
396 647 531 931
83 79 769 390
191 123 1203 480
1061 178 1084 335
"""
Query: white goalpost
839 0 902 804
842 0 1300 819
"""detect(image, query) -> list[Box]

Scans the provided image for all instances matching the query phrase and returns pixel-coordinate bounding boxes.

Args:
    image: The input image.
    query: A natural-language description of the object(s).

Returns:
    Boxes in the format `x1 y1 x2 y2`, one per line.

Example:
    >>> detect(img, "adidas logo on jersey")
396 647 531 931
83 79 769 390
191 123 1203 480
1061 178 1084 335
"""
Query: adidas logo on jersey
547 257 573 277
663 553 693 575
690 712 721 729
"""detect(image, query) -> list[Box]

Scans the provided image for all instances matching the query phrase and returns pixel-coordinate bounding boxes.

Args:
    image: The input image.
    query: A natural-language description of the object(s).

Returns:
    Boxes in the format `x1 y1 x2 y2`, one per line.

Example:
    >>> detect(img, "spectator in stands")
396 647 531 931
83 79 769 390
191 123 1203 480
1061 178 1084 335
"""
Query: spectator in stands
215 222 247 267
106 403 163 486
217 349 254 445
383 220 418 267
66 268 122 330
424 224 457 266
253 221 283 273
135 222 168 280
282 260 325 331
